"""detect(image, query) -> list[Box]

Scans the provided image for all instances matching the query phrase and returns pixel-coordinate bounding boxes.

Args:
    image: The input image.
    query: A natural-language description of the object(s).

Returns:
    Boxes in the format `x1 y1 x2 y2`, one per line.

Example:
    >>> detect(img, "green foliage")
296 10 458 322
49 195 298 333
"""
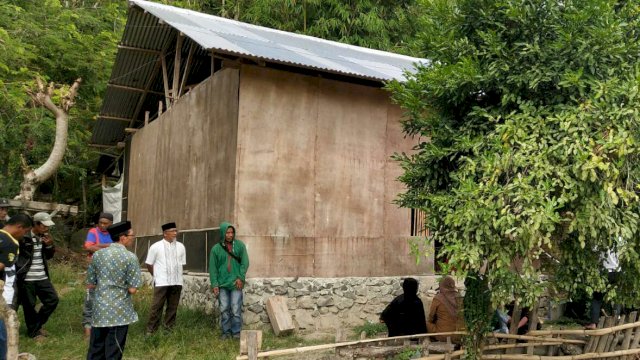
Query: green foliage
390 0 640 314
353 320 387 338
462 273 492 359
0 1 127 217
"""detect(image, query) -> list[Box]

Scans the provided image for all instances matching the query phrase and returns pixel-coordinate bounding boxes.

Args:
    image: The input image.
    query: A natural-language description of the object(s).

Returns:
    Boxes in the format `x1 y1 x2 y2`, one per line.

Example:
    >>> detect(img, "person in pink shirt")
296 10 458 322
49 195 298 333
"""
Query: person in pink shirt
82 213 113 337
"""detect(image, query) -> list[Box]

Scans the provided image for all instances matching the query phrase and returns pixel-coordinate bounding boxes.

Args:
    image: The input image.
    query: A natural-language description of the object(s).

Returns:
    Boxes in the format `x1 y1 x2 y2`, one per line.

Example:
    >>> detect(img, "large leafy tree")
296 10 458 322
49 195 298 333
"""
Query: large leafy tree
0 1 127 213
390 0 640 311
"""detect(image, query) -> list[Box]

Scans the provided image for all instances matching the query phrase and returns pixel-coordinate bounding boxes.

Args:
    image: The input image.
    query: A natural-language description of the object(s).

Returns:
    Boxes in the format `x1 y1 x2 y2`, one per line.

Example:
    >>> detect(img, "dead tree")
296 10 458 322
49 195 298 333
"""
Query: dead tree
16 78 81 201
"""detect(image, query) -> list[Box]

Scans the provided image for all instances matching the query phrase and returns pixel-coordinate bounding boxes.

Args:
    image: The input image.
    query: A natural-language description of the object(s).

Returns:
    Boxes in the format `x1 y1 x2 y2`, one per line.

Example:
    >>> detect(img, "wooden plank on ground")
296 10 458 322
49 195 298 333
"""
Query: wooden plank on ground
239 330 262 356
266 296 295 336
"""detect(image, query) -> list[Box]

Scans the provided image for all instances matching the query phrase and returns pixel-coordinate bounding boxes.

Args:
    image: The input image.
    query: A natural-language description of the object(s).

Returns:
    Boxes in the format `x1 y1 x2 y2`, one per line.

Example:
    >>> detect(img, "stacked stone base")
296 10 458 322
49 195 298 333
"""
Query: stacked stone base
148 273 441 330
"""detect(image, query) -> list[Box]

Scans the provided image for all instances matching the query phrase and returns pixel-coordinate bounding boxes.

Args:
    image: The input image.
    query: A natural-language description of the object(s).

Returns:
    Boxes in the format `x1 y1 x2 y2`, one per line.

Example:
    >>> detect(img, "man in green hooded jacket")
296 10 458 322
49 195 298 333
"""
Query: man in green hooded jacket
209 222 249 339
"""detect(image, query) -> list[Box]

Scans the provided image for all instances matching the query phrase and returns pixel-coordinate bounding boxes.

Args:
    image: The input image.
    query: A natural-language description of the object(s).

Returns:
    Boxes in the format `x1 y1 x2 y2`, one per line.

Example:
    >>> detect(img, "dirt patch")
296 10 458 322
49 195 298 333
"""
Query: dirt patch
51 246 88 270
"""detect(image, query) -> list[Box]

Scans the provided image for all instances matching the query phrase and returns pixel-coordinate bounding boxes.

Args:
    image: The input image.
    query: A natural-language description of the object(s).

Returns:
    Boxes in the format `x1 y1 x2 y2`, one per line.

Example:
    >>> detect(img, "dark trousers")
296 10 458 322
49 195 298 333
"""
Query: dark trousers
146 285 182 333
87 325 128 360
591 271 620 324
17 279 59 337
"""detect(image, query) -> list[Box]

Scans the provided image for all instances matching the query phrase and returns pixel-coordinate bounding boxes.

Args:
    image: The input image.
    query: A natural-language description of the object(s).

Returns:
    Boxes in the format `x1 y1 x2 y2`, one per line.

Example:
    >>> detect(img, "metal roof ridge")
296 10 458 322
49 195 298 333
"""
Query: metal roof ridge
129 0 427 64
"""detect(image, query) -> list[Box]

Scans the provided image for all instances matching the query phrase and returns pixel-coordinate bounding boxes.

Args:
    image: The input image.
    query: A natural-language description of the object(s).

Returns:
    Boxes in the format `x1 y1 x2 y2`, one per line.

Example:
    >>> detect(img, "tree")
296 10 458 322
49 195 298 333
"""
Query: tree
0 1 127 215
17 77 81 201
389 0 640 330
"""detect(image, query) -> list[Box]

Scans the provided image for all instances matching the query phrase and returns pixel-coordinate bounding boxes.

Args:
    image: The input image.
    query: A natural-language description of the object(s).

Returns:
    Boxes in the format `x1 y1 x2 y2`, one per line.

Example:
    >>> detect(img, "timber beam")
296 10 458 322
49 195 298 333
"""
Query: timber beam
117 45 161 55
98 115 134 122
7 199 78 216
107 83 165 97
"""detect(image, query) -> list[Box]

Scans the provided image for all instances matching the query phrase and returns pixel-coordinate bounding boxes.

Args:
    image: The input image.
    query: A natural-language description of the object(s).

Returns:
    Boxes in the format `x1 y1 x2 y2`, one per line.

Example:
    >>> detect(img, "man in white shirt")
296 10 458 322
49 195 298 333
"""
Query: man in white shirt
145 222 186 334
585 240 622 330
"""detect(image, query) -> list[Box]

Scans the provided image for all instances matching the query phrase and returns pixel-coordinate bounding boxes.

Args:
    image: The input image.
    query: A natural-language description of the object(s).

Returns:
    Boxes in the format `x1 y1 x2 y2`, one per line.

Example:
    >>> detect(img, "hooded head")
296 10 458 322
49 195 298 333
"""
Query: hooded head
220 221 235 243
439 275 456 293
402 277 419 298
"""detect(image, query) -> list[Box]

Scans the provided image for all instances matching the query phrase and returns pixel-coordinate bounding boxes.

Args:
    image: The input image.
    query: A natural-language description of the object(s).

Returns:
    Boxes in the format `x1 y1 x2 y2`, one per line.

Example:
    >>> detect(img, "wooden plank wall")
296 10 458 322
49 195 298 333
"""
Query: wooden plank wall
236 65 430 277
128 68 240 236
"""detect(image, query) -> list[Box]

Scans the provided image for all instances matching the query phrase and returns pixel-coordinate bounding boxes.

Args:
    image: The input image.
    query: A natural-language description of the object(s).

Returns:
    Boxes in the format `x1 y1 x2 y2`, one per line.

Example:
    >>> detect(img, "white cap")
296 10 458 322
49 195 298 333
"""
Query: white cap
33 212 55 227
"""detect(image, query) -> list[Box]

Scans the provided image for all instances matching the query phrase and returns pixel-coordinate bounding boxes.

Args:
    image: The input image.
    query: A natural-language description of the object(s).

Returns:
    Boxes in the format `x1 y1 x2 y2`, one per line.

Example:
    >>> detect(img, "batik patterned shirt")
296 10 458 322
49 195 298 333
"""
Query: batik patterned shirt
87 243 142 327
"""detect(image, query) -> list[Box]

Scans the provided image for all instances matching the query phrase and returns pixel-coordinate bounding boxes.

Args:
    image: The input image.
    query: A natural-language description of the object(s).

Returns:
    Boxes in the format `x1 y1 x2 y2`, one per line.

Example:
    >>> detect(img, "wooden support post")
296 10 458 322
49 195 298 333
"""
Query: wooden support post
596 316 615 354
621 311 637 360
247 331 258 360
506 303 522 354
144 111 149 126
239 330 262 357
172 34 184 104
178 41 196 98
161 53 171 108
158 101 163 117
527 300 540 355
585 316 606 353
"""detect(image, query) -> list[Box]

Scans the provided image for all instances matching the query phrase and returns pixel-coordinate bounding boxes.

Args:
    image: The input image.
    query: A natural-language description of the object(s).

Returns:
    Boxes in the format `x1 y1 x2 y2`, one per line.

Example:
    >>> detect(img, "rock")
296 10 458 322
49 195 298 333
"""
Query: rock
294 309 315 330
335 298 354 310
271 279 285 287
248 303 263 313
297 296 315 309
274 286 288 295
289 282 304 289
355 297 367 304
317 297 334 307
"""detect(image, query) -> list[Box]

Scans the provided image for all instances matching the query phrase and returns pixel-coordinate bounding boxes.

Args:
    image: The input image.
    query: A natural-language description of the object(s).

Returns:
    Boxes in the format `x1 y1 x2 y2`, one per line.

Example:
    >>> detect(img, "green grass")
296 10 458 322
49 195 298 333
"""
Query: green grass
352 321 387 338
17 263 323 360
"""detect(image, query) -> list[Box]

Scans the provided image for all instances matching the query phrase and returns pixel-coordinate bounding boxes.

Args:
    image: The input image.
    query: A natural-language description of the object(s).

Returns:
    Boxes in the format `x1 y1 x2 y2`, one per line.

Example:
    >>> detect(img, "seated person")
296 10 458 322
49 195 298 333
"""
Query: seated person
380 278 427 337
427 276 460 342
492 301 539 335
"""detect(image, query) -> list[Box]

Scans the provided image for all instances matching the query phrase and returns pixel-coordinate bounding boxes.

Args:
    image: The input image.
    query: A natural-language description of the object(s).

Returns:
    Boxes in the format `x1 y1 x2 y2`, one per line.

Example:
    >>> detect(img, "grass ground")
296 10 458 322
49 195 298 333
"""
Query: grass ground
16 262 329 360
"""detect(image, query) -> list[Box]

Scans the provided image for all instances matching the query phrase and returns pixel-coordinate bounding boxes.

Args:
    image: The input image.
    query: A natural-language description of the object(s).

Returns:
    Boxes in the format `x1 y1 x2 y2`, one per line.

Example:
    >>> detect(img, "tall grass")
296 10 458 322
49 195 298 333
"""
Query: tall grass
17 263 319 360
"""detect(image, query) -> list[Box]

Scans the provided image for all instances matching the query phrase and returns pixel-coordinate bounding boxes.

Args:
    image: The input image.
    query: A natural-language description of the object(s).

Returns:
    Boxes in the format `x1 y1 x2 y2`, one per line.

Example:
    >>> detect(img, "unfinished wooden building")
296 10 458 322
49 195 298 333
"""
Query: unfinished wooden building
91 0 431 278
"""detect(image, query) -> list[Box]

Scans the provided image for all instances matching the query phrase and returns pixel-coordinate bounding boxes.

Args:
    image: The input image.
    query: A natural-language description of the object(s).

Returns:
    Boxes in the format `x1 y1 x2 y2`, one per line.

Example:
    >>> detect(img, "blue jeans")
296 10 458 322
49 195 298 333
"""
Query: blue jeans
219 288 243 336
0 318 6 360
82 288 94 328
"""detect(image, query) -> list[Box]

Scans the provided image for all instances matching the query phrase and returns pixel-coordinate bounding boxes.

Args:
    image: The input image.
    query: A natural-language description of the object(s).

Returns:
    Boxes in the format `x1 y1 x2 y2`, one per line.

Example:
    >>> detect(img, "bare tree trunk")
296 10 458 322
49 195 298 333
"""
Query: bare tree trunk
15 78 81 201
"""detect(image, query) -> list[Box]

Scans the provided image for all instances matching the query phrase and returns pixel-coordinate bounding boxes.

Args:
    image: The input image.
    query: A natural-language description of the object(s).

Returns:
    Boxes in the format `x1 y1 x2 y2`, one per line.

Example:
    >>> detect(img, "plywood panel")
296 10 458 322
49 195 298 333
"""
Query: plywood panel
384 104 414 238
206 68 240 227
383 236 432 275
315 79 387 238
313 237 385 277
127 68 239 236
236 65 318 237
241 235 315 278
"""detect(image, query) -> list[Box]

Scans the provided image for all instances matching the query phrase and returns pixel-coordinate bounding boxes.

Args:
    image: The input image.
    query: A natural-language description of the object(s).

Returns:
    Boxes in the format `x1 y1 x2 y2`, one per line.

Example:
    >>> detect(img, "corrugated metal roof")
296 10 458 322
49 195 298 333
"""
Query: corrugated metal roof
131 0 426 82
91 0 428 146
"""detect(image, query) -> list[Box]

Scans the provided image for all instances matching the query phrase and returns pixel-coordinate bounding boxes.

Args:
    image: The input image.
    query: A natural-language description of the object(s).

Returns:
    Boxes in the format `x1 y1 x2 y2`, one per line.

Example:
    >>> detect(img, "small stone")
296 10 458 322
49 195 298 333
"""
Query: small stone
317 296 334 307
355 297 367 304
298 296 315 309
289 282 304 289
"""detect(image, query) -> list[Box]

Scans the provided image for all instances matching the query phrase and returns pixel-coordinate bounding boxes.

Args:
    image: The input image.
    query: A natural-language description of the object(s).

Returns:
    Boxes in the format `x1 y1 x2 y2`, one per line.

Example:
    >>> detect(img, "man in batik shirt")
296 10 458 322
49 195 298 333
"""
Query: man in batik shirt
86 221 142 360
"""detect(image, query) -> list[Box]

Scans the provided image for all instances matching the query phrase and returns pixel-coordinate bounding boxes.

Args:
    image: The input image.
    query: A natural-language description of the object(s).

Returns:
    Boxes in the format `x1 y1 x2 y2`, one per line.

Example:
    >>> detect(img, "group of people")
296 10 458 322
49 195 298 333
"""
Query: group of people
83 216 250 359
0 200 250 360
380 276 462 342
0 199 59 348
379 276 536 342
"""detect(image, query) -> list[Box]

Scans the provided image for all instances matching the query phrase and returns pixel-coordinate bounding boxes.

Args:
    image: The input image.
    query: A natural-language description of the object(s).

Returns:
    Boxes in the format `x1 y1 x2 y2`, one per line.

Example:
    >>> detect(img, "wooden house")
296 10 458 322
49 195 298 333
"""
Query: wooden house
91 0 431 278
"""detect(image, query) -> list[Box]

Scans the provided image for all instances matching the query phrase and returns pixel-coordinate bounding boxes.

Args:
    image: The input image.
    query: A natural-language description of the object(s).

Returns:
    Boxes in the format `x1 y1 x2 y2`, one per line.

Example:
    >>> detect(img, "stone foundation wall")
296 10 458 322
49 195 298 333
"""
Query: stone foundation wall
142 273 553 331
143 273 444 330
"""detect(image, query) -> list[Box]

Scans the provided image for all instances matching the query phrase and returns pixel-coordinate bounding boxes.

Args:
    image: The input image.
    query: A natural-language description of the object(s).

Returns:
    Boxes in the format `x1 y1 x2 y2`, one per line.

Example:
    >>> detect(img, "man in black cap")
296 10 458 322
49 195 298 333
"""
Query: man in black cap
144 222 186 335
16 212 58 340
87 220 142 360
82 212 114 337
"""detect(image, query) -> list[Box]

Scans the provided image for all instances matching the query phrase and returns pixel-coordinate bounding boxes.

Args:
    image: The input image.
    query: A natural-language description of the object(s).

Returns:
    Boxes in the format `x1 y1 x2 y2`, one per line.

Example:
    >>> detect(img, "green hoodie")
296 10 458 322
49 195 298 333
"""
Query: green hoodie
209 222 249 290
